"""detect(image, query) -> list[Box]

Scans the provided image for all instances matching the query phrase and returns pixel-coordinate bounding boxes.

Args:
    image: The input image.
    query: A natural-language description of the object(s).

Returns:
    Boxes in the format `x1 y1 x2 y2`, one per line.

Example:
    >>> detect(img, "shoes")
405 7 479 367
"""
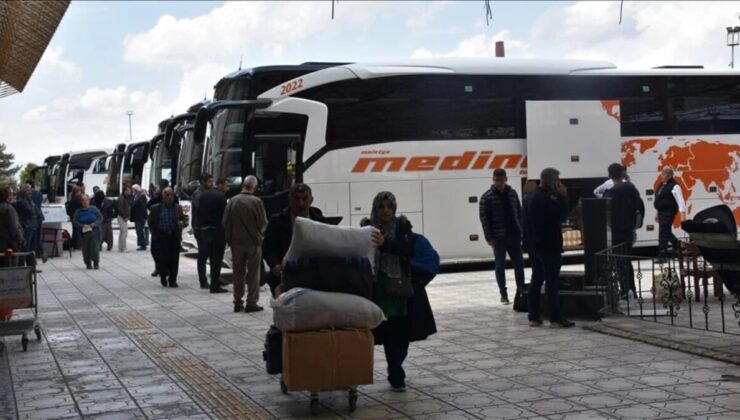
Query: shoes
550 319 576 328
137 247 146 251
93 264 99 270
529 320 543 327
160 277 167 287
199 282 210 290
41 254 48 263
390 381 406 392
85 264 92 270
244 305 264 313
107 247 113 251
151 270 159 277
169 282 179 288
210 287 228 294
234 302 244 313
501 296 510 305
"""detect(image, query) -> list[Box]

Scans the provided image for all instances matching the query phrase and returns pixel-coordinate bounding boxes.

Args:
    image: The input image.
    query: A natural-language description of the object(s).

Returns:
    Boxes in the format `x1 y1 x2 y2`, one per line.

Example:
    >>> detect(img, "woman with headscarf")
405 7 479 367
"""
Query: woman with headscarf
362 191 436 392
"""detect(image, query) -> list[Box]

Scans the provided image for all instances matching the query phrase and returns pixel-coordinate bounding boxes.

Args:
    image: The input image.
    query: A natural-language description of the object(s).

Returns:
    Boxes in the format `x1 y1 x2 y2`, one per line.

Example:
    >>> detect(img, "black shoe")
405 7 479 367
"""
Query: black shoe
93 264 99 270
137 247 146 251
529 320 543 327
160 277 167 287
151 270 159 277
244 305 264 313
501 296 510 305
86 264 92 270
199 282 210 290
169 282 179 288
550 319 576 328
234 302 244 313
210 287 228 294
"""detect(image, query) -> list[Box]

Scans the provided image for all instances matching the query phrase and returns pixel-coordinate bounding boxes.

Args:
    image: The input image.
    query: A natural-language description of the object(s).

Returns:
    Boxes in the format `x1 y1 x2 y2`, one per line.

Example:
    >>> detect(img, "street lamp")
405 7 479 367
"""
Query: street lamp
727 26 740 68
126 110 134 141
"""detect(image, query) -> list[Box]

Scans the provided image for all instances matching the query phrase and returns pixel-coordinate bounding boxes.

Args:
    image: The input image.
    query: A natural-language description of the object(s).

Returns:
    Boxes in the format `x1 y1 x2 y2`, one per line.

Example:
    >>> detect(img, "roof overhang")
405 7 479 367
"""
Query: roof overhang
0 0 70 98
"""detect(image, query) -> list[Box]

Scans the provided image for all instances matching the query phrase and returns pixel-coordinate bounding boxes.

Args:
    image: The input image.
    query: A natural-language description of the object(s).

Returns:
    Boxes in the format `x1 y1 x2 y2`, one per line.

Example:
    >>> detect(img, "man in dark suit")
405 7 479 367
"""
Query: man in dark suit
262 184 326 297
148 188 187 288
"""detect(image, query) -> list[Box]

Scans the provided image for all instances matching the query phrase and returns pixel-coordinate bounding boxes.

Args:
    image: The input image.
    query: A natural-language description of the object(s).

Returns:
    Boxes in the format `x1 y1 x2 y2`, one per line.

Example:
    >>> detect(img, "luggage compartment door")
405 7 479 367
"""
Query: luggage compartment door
526 100 621 179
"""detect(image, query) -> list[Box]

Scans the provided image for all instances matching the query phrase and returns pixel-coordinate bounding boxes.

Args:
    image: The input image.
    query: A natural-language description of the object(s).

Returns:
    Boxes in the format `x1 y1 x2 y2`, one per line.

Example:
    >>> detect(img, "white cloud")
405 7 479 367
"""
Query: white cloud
413 1 740 69
405 1 463 37
123 1 408 68
37 46 83 81
411 30 531 58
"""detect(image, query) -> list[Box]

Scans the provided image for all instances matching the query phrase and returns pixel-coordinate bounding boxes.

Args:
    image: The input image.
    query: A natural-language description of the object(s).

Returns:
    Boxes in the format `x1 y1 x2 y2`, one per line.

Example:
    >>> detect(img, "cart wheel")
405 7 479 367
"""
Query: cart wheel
348 393 358 412
310 397 319 416
21 335 28 352
34 326 41 341
280 380 288 394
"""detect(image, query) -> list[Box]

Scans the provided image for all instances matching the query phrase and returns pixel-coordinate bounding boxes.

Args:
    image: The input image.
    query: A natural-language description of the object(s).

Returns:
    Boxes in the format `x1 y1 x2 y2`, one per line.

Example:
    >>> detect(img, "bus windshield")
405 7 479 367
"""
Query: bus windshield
177 129 203 198
107 154 122 197
205 109 246 189
149 141 172 188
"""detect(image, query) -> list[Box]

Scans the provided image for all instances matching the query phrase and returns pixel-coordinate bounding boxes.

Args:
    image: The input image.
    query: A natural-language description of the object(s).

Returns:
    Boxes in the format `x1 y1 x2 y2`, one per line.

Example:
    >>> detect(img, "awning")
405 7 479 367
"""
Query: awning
0 0 70 98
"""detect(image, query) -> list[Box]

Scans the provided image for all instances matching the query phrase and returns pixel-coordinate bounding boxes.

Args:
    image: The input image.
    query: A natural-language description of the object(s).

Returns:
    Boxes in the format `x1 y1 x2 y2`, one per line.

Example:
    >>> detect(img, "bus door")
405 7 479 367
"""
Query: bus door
525 100 622 229
249 133 301 217
525 100 621 180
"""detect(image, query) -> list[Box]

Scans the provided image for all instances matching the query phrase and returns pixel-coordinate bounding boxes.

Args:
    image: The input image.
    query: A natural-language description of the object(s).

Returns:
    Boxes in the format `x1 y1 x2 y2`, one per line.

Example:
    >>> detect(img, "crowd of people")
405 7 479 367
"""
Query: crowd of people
1 162 688 391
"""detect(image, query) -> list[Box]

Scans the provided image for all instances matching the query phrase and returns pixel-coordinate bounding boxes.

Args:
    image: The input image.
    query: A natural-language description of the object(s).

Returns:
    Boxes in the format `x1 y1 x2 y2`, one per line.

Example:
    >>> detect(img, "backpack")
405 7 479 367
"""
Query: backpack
102 199 117 220
410 233 440 286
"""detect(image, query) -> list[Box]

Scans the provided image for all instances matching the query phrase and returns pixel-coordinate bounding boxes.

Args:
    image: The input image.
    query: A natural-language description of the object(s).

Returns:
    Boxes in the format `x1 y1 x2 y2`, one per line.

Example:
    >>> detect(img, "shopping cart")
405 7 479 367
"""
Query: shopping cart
0 251 41 353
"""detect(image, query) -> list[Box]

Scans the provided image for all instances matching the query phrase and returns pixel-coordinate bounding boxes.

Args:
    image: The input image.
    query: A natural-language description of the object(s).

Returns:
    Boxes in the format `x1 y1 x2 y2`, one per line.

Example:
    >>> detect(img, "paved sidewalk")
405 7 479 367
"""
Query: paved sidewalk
2 236 740 419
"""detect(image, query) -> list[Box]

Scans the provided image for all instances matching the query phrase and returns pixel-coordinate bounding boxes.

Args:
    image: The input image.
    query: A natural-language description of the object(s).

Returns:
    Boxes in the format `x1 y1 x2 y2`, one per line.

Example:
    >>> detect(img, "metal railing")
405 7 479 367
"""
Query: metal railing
595 239 740 336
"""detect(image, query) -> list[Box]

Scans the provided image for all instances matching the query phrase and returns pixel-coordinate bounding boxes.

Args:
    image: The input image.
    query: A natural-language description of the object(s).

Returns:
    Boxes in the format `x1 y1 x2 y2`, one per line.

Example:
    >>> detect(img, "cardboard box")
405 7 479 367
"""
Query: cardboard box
282 329 374 392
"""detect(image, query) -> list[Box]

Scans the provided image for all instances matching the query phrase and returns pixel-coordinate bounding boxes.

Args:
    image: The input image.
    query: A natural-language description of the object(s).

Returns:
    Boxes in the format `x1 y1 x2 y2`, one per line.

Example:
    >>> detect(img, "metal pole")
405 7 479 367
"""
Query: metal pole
126 111 133 141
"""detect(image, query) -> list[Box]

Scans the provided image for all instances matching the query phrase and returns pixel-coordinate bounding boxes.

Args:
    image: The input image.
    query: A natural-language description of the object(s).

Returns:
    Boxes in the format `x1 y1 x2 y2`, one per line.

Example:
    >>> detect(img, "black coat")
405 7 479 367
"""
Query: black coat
479 185 522 242
371 217 437 345
523 187 568 256
262 207 326 269
130 194 148 223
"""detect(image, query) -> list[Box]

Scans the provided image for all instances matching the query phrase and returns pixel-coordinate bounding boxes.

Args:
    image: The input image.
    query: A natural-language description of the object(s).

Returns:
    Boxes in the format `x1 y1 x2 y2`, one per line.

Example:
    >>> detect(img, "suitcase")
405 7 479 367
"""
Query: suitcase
263 325 282 375
513 284 529 312
282 257 373 299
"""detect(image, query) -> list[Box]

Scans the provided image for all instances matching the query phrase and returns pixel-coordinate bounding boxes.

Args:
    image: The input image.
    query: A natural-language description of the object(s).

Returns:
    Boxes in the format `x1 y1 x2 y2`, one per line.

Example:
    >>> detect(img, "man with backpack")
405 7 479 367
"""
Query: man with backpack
604 163 645 299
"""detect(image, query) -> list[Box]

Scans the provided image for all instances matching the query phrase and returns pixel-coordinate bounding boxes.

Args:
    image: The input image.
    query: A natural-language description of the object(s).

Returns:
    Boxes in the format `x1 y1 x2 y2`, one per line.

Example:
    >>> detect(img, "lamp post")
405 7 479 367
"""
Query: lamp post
126 110 134 141
727 26 740 68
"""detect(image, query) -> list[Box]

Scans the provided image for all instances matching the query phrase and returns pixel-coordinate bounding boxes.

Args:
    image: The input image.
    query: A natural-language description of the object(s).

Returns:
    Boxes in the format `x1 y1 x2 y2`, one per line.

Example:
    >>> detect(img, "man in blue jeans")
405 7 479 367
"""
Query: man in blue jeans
479 168 525 304
523 168 574 328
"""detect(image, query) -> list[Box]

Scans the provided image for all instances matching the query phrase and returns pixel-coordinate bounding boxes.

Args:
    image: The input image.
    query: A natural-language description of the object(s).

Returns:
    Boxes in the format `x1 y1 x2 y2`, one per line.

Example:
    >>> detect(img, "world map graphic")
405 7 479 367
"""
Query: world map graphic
621 138 740 228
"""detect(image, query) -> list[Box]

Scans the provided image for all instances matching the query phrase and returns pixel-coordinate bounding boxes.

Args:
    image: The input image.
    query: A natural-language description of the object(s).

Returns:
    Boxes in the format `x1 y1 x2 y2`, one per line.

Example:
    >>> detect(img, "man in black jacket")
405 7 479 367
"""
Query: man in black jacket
131 185 149 251
148 188 187 288
195 178 228 293
263 184 326 297
523 168 574 328
604 163 645 298
479 169 525 304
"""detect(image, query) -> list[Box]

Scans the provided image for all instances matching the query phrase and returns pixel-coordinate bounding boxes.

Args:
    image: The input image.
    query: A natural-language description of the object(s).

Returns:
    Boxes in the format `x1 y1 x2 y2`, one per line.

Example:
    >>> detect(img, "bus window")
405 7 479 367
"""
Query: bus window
251 139 299 196
206 109 246 189
667 77 740 135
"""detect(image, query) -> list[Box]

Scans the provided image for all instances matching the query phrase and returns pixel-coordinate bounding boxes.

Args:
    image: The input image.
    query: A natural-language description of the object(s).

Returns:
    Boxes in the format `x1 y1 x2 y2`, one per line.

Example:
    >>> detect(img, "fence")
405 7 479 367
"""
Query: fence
594 239 740 336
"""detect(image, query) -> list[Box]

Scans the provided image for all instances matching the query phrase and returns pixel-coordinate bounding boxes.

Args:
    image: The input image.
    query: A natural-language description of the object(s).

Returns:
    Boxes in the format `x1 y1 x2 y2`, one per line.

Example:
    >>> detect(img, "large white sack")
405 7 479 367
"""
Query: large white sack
284 217 378 264
271 288 385 332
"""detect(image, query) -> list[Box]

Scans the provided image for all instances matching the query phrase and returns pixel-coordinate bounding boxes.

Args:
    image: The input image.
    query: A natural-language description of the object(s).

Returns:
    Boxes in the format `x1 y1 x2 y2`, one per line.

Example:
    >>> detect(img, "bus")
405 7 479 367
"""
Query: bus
195 58 740 262
194 63 347 216
106 141 150 198
47 149 109 203
30 155 61 202
148 117 173 191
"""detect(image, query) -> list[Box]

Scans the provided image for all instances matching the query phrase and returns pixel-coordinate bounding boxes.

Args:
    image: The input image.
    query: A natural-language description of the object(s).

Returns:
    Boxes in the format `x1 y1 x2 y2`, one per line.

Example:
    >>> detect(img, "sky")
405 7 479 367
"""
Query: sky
1 0 739 169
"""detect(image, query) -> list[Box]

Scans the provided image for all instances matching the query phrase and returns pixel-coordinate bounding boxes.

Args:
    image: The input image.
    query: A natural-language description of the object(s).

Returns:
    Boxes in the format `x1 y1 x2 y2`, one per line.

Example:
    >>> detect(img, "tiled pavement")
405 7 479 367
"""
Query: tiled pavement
2 234 740 419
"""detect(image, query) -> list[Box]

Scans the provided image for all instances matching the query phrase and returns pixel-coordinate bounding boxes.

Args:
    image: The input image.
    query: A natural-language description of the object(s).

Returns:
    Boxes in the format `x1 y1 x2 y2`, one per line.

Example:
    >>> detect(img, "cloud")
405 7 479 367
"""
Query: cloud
405 1 463 37
123 1 407 68
412 1 740 68
411 30 531 58
37 46 83 81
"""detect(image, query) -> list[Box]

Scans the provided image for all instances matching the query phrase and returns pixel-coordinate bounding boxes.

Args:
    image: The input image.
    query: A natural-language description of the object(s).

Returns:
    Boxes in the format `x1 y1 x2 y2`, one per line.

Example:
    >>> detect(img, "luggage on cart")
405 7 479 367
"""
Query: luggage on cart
282 257 373 299
0 251 41 353
271 288 384 332
280 329 374 415
263 325 282 375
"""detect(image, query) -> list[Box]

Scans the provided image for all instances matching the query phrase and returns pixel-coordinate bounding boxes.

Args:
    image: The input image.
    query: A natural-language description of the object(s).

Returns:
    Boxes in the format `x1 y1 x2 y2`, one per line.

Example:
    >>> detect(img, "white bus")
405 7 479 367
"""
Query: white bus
106 141 151 198
47 149 109 203
196 58 740 262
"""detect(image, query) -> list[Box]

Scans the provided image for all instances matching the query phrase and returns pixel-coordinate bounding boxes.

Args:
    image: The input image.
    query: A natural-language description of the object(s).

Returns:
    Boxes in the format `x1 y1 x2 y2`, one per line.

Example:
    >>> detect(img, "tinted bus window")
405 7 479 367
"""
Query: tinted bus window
667 76 740 135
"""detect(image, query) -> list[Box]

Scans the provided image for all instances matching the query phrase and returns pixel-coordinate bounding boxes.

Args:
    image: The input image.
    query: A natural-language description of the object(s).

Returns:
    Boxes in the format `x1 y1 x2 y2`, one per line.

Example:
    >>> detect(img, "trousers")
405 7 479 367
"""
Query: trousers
197 228 226 287
232 246 262 306
153 232 180 284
